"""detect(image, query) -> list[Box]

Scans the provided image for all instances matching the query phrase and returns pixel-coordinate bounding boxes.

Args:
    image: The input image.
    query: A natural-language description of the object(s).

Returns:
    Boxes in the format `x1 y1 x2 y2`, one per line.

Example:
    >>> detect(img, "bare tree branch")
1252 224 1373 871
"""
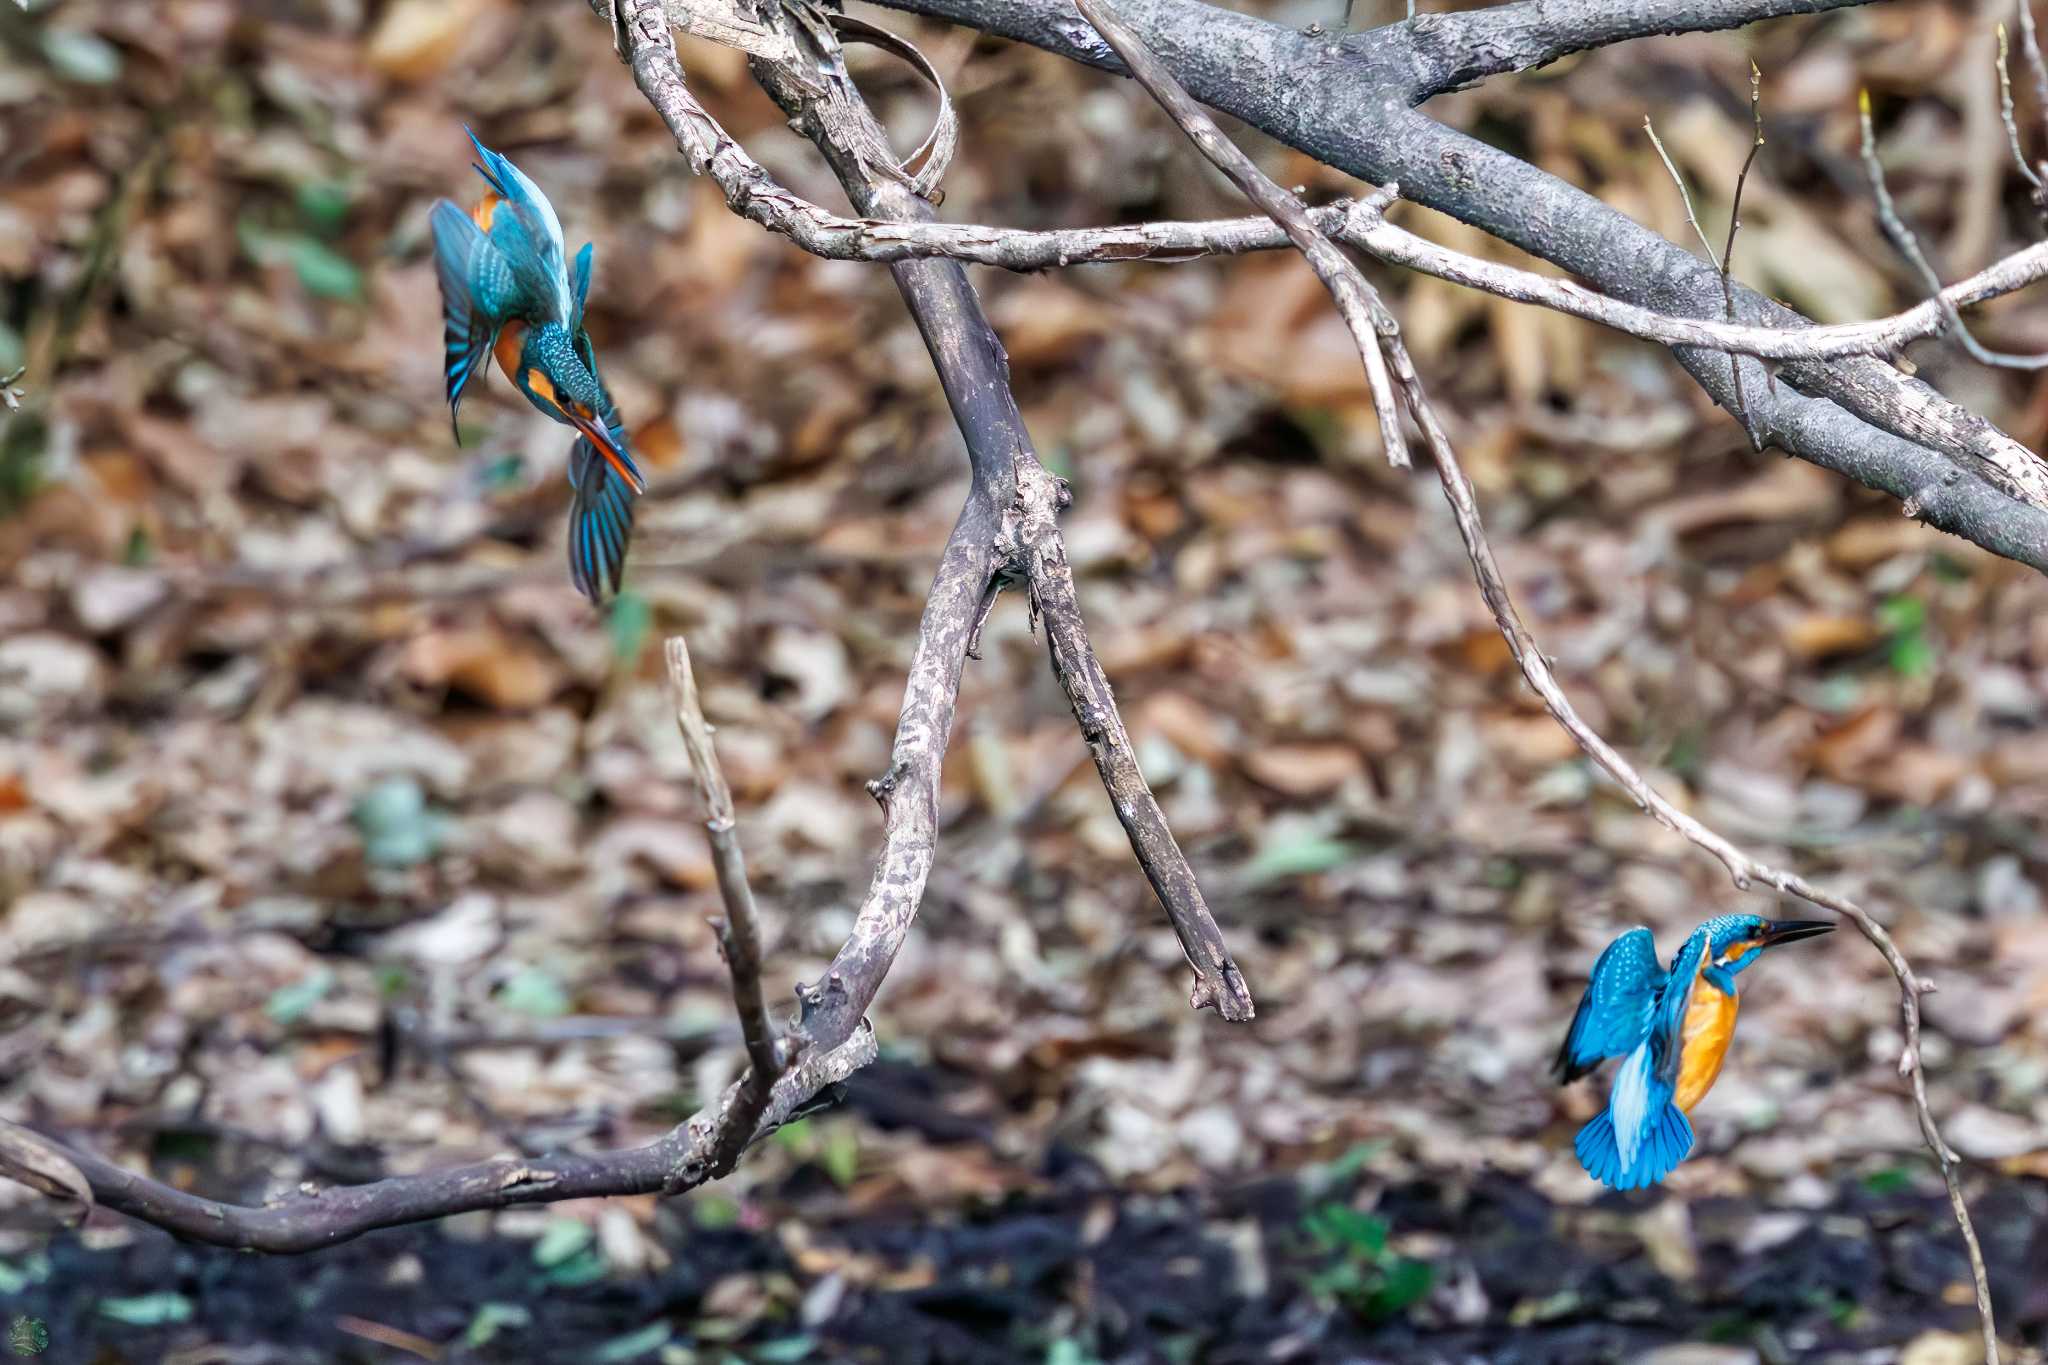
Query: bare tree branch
1996 22 2046 200
1859 87 2048 370
0 0 1130 1251
2016 0 2048 169
646 0 1257 1024
1007 456 1256 1018
1083 2 2001 1355
665 636 786 1177
863 0 2048 566
1 1027 875 1252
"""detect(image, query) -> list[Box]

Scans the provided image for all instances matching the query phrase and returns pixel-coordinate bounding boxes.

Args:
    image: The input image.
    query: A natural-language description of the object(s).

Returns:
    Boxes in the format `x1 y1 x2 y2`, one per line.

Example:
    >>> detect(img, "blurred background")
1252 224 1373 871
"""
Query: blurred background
4 0 2048 1360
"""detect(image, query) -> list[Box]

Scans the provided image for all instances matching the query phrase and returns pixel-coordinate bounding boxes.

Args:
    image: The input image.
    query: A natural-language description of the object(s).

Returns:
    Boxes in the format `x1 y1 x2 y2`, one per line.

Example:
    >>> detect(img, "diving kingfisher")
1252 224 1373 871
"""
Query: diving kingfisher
1555 915 1834 1190
431 130 643 603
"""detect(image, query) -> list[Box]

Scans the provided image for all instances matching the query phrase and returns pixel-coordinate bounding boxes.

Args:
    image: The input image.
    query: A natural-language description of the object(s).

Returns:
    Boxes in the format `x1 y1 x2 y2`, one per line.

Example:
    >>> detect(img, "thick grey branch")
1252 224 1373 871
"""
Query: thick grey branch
864 0 2048 568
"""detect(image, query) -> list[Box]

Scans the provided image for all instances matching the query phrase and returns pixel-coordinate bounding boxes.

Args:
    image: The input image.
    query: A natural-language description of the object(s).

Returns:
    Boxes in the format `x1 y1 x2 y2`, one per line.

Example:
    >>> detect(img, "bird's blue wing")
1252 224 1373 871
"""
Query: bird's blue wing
570 242 593 328
466 128 574 322
1554 927 1663 1082
430 200 505 438
1653 929 1710 1089
565 412 636 604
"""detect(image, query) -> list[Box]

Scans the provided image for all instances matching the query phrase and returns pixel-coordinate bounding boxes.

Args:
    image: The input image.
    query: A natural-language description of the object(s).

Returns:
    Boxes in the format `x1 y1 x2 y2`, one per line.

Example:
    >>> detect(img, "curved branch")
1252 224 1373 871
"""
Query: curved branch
1 1028 875 1252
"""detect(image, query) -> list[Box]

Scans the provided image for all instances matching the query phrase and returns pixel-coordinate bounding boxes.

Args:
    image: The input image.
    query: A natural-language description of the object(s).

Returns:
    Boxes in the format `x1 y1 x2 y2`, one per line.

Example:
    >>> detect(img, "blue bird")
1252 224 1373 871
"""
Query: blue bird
1555 914 1834 1190
431 129 643 603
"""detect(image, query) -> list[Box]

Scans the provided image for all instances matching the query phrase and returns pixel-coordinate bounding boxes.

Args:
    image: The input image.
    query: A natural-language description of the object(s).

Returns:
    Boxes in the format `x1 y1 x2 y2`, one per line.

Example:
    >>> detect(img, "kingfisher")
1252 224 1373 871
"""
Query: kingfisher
1555 914 1834 1190
431 129 643 603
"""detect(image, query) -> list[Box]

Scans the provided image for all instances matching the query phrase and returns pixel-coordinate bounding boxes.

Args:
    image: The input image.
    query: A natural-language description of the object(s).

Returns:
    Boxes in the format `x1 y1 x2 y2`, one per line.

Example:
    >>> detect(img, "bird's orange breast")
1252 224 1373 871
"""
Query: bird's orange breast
1674 982 1739 1113
492 320 527 385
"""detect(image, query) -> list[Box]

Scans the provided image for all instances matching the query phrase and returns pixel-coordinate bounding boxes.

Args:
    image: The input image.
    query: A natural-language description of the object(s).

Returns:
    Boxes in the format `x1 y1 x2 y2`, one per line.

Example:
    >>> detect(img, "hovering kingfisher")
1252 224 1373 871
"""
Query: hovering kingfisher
431 129 643 603
1555 915 1834 1190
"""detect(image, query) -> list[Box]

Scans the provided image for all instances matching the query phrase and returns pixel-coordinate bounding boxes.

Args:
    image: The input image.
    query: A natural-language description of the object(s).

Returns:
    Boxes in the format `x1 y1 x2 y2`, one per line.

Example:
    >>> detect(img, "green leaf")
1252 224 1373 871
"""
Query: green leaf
750 1337 818 1363
543 1248 609 1288
532 1218 594 1268
1861 1165 1913 1195
819 1124 858 1189
1304 1204 1387 1256
294 180 352 234
352 775 447 867
1300 1140 1385 1197
594 1322 675 1362
264 968 335 1024
499 965 572 1018
607 591 652 666
0 1263 25 1296
479 453 528 493
1889 630 1935 678
285 235 362 301
98 1292 194 1325
42 28 122 83
463 1302 532 1349
1043 1340 1097 1365
1878 595 1925 633
1245 834 1357 884
1366 1258 1434 1318
692 1195 740 1230
773 1118 812 1152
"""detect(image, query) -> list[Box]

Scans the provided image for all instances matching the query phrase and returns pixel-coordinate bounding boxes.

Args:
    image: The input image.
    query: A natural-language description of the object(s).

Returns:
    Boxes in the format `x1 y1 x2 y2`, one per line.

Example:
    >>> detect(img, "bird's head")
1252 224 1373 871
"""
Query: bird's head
512 324 641 492
1702 913 1834 976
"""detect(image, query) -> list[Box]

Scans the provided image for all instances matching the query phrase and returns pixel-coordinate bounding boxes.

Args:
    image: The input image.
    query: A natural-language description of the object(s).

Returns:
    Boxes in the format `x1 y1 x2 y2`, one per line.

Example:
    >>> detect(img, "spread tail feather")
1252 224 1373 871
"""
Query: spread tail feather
566 425 637 604
1576 1100 1693 1191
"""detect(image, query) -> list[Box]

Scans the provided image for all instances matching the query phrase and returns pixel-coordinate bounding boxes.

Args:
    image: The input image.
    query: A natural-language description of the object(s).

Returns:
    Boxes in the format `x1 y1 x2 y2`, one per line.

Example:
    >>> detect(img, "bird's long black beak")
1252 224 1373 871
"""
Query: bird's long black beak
1759 919 1835 948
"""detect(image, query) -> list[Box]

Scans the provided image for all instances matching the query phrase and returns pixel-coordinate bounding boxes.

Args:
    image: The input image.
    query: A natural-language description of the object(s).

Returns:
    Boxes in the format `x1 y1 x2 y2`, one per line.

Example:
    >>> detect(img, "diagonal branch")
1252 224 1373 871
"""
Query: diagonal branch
1081 2 1999 1357
1858 88 2048 371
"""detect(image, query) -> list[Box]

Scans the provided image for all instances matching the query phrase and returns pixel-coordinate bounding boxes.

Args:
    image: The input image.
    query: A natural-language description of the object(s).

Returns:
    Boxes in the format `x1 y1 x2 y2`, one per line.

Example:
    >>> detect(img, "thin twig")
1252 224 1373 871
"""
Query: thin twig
1859 88 2048 370
1722 63 1767 448
665 636 785 1176
1997 24 2045 194
1083 4 1999 1356
1644 116 1722 269
2017 0 2048 172
1077 0 1406 467
1392 343 2003 1365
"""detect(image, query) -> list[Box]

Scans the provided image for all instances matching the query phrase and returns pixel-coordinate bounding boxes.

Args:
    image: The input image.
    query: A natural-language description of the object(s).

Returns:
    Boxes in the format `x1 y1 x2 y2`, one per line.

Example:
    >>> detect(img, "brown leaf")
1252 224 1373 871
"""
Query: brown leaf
1242 743 1364 797
397 624 564 710
367 0 489 81
1779 613 1882 661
